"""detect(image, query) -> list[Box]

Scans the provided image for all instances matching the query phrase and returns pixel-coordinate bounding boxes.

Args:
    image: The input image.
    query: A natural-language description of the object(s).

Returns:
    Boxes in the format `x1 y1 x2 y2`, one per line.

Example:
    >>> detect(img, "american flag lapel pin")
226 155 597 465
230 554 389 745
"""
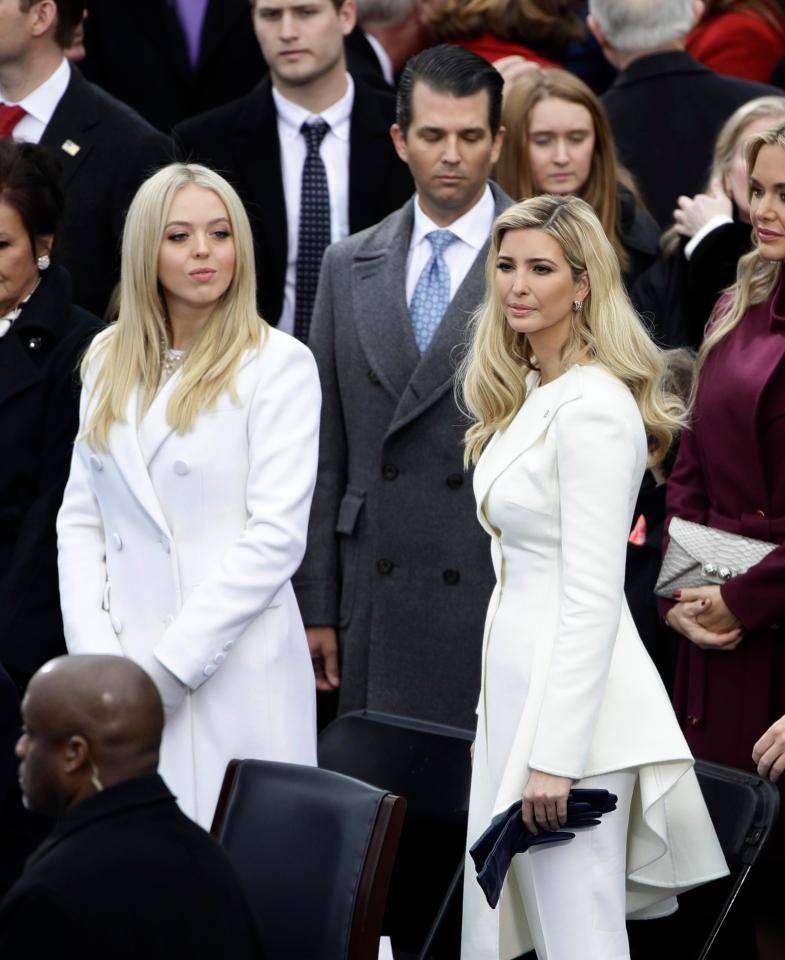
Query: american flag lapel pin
61 139 81 156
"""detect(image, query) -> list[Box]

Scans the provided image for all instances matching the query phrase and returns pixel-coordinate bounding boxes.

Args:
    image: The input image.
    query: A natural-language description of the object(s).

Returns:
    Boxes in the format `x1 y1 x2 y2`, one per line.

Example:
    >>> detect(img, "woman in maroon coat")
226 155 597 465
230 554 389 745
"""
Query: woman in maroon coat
662 125 785 787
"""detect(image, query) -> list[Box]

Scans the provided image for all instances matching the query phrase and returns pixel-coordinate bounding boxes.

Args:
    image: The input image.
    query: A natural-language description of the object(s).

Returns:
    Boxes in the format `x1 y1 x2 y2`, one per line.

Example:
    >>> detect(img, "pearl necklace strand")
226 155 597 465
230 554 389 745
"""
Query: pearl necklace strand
160 333 186 380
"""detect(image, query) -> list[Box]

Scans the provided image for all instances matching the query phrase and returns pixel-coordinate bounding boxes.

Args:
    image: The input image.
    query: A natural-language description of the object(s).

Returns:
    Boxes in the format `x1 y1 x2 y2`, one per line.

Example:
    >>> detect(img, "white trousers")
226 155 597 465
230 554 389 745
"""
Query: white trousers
505 770 637 960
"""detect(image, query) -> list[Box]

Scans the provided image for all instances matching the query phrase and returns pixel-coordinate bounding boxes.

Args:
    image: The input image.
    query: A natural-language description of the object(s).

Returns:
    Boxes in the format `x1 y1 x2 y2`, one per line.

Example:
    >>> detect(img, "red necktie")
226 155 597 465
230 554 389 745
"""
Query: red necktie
0 104 26 140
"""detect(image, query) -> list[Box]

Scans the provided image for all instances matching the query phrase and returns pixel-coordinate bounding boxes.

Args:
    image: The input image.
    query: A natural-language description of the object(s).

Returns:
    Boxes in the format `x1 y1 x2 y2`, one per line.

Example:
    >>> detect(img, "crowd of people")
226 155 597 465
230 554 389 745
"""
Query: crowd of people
2 1 785 959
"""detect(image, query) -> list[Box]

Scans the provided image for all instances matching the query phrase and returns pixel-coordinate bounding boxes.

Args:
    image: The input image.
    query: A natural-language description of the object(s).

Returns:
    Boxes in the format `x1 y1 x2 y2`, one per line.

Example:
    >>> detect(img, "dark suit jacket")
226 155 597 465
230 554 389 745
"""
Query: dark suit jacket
39 66 172 316
81 0 266 132
0 266 102 686
602 51 777 228
174 77 414 325
0 774 264 959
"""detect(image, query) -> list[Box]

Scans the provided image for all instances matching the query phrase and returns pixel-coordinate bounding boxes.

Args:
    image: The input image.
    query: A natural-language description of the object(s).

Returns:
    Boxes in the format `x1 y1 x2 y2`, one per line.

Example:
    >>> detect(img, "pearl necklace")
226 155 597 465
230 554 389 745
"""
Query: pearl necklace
160 334 186 379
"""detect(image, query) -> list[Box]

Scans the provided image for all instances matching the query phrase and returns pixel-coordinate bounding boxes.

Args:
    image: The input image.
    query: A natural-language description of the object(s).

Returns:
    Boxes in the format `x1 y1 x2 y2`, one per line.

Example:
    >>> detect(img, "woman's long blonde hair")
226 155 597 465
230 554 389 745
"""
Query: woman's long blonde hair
460 195 684 464
696 126 785 378
82 163 263 451
495 68 640 273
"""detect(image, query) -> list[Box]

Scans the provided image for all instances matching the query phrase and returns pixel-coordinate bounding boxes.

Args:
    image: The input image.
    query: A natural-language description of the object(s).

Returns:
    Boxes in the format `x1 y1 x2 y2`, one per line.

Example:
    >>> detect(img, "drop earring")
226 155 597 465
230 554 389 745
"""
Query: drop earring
37 254 51 271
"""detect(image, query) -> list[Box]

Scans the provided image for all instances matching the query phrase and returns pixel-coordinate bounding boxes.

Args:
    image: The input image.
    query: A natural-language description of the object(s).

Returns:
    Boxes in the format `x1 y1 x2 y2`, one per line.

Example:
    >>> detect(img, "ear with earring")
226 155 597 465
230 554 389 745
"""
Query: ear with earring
573 299 583 311
37 254 51 271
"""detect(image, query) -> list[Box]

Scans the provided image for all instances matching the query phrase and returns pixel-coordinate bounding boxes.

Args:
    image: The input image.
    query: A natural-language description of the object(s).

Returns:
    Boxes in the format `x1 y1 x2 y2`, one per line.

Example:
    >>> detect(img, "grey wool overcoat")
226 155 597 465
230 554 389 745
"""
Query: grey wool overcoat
294 184 511 729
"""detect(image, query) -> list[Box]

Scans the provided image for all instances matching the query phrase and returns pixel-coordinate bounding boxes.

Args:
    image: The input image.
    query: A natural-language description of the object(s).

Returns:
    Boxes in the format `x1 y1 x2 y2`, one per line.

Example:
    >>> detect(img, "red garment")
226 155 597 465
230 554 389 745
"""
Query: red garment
687 10 785 83
451 33 559 67
0 105 25 140
662 278 785 781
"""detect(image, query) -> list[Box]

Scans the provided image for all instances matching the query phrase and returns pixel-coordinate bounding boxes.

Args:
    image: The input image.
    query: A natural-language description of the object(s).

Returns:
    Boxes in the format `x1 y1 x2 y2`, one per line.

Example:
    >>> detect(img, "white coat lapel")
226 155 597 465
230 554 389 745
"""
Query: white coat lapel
137 369 181 467
473 366 582 527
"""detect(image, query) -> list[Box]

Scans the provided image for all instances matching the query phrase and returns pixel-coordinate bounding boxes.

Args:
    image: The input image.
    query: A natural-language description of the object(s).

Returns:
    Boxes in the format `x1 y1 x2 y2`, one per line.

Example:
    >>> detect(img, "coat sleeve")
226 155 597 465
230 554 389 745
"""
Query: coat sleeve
56 357 123 658
154 339 321 690
528 387 644 779
292 244 347 627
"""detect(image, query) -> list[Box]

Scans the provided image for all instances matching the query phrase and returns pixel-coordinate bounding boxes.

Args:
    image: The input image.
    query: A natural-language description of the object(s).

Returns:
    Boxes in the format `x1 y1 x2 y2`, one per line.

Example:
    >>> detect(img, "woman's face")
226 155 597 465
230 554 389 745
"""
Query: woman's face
0 200 42 317
157 184 236 320
750 144 785 261
725 115 785 222
495 227 589 346
527 97 595 197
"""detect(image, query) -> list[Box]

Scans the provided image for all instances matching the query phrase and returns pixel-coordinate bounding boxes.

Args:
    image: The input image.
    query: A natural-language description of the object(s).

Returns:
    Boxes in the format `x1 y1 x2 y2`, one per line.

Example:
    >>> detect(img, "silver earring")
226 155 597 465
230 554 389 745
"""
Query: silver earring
37 254 50 271
573 299 583 311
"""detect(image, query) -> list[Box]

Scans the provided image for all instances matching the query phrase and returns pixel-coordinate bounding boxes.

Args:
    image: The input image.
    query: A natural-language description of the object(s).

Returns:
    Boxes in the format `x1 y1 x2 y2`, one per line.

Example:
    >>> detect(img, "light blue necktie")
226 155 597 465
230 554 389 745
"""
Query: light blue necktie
409 229 458 353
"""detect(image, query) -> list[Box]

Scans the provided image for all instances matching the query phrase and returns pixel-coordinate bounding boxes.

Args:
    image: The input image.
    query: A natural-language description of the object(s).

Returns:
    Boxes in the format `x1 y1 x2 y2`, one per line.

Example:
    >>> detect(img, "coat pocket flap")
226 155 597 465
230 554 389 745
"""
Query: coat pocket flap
336 486 365 536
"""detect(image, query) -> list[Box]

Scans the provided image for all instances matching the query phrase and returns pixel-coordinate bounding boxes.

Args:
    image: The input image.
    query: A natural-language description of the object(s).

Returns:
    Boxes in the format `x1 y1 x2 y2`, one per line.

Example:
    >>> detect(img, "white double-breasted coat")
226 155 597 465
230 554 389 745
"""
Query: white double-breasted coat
461 364 727 960
57 327 321 827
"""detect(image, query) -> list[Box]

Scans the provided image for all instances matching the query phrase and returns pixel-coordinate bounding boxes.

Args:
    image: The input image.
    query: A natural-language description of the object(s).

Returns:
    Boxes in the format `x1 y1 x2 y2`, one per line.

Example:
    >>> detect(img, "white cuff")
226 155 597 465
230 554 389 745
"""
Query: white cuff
684 216 733 260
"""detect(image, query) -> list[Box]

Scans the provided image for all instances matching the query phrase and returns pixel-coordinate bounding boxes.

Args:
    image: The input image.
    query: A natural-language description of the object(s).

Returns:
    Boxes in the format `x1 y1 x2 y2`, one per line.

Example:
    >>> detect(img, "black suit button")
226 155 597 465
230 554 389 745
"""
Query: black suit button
27 336 42 351
382 463 399 481
446 473 463 489
442 569 460 585
367 369 380 384
377 559 394 575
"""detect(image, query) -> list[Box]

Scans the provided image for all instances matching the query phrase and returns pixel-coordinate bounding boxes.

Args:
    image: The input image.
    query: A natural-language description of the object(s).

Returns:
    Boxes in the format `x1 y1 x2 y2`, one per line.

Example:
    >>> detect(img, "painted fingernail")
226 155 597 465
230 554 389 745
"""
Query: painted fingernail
672 590 682 599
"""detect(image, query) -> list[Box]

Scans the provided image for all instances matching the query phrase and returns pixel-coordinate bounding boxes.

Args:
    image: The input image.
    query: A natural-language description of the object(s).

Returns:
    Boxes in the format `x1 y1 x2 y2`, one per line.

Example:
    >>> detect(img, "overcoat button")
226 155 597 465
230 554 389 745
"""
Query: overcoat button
174 459 189 476
112 533 123 551
377 558 394 575
111 615 122 634
214 652 227 665
203 664 217 677
382 463 399 480
89 455 103 472
27 336 42 351
442 569 460 585
222 640 234 651
446 473 463 489
367 369 380 384
756 509 767 518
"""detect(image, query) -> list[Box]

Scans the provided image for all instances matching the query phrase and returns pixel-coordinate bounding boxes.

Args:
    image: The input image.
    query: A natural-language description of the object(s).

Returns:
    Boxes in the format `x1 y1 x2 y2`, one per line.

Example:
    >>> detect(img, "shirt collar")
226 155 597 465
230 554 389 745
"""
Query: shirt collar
411 184 495 252
272 73 355 144
364 32 394 86
4 58 70 126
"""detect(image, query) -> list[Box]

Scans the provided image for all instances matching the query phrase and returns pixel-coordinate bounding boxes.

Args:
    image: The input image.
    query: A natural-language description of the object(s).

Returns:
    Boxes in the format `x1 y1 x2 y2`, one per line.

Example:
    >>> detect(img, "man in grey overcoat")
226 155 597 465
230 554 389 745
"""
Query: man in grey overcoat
294 44 511 730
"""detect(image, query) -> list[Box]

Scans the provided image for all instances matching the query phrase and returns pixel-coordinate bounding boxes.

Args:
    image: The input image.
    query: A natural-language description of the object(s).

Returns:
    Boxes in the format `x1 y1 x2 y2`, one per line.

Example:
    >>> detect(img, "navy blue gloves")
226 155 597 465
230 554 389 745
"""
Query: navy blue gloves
469 788 619 908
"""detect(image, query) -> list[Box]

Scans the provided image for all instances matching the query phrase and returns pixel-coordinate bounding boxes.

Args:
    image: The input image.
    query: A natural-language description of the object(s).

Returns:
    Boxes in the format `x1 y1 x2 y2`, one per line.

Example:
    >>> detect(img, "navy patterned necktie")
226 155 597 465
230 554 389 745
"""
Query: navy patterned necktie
294 119 331 342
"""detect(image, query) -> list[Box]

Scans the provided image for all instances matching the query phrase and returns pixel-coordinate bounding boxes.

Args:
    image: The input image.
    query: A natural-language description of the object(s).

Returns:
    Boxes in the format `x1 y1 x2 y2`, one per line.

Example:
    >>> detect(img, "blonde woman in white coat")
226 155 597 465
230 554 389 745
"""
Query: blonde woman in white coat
57 163 321 828
459 194 727 960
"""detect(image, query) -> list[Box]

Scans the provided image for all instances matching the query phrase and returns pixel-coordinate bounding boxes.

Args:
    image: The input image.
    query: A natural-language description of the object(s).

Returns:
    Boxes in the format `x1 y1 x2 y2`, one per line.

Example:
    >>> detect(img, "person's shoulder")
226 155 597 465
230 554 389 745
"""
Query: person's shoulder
175 83 267 142
248 326 319 381
558 364 639 428
68 72 168 141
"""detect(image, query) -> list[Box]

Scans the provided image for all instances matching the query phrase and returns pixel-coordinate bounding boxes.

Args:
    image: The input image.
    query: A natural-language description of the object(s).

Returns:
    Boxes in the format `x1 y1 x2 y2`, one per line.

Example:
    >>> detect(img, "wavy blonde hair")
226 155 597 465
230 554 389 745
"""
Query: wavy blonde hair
460 195 684 464
695 125 785 379
82 163 264 451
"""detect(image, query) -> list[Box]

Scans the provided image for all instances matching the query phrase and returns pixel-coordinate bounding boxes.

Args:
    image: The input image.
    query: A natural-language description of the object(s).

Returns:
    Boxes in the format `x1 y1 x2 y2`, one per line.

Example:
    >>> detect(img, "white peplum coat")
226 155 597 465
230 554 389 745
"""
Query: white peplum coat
57 327 321 827
461 364 728 960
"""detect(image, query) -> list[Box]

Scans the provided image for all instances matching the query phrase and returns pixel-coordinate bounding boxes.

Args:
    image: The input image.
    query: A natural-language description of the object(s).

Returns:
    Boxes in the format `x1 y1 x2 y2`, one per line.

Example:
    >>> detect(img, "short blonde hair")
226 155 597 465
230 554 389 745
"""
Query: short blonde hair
460 194 684 464
82 163 264 450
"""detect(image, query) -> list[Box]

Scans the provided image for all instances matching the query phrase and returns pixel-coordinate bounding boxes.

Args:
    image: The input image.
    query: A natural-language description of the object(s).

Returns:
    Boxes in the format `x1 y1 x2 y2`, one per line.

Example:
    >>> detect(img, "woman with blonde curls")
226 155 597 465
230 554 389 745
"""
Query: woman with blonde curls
459 195 726 960
494 67 659 288
57 163 321 828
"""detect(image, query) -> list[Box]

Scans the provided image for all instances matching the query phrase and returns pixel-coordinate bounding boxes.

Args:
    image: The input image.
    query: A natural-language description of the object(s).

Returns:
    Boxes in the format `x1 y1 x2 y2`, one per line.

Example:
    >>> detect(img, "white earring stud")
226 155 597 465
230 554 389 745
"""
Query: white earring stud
37 254 51 271
573 299 583 311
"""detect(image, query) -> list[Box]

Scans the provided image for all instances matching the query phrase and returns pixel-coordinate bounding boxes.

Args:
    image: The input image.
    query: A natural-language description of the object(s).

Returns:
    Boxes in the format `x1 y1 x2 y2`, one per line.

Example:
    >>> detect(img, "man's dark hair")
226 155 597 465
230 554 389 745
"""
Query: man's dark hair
19 0 83 48
396 44 504 137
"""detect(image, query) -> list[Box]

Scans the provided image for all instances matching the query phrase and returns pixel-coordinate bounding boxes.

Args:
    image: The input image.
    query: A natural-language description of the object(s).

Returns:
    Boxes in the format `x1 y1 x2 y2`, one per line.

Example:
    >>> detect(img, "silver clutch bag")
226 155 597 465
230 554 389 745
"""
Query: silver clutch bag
655 517 776 597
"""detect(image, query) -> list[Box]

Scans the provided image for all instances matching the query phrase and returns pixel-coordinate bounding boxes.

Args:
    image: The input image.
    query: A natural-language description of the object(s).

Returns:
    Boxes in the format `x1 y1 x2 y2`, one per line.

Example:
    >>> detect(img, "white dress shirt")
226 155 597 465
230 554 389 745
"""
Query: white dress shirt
405 184 496 307
273 75 354 335
1 58 70 145
364 32 395 87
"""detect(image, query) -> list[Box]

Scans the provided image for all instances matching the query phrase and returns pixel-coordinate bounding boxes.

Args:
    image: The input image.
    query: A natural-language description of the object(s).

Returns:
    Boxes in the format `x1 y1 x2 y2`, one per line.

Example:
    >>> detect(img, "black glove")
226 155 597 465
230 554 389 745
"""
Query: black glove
469 788 618 909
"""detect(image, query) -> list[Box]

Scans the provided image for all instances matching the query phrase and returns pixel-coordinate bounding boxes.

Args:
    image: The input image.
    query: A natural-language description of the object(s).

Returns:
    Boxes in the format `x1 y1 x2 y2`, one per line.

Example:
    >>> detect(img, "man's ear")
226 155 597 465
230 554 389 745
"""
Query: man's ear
30 0 58 39
691 1 706 28
390 123 409 165
63 735 90 774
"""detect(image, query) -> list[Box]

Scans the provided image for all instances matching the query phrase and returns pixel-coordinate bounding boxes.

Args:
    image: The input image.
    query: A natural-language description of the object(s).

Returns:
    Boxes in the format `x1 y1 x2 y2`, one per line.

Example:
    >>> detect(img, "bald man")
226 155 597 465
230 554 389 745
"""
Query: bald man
0 656 264 959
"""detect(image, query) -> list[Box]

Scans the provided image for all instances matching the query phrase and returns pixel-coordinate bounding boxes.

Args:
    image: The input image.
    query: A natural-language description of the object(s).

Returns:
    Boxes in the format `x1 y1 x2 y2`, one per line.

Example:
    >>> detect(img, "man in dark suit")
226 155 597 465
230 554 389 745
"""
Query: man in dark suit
175 0 413 338
0 0 170 316
0 655 264 958
293 45 510 729
80 0 267 132
347 0 432 89
588 0 778 227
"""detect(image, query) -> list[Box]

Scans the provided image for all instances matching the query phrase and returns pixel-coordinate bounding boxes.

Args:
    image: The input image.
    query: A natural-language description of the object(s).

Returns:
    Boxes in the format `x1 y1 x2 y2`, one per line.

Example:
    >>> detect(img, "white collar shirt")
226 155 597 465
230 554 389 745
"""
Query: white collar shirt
364 32 395 87
2 58 70 145
405 184 496 307
272 74 354 335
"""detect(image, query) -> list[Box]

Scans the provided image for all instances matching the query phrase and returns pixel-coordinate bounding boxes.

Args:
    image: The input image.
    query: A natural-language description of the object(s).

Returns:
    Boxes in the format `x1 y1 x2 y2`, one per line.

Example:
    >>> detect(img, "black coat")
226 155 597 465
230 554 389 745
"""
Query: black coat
174 77 414 326
0 266 102 686
39 66 172 316
602 51 777 228
0 774 265 959
80 0 266 133
618 182 659 289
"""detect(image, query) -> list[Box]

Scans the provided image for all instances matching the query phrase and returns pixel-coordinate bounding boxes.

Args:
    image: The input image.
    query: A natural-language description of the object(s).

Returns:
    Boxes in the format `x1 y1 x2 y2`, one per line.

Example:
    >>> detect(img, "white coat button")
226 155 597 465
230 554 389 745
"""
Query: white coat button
112 533 123 551
159 538 170 554
111 615 122 634
222 640 234 651
89 455 103 472
174 459 189 476
214 652 227 665
203 664 217 677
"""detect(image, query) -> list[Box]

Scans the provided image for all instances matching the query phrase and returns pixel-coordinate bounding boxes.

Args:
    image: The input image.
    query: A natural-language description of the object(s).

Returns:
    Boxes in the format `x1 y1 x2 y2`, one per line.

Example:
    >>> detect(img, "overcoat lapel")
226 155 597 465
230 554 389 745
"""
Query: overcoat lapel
0 334 40 410
40 68 96 188
473 367 582 531
353 201 421 402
